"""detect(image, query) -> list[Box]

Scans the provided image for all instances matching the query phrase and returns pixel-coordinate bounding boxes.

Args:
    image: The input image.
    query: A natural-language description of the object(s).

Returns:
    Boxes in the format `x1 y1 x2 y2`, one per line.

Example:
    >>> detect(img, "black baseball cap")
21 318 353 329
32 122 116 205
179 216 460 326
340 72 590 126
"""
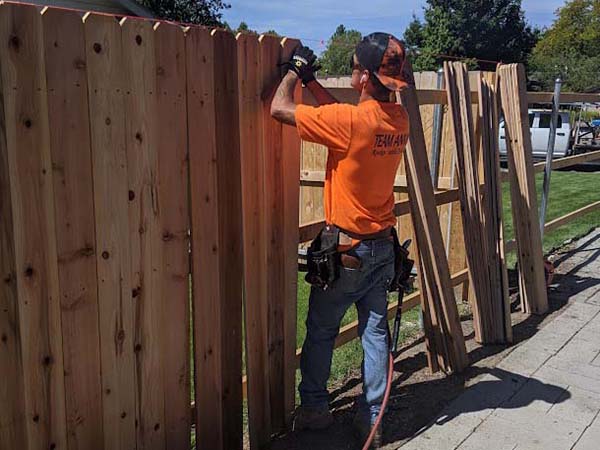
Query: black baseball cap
355 32 408 91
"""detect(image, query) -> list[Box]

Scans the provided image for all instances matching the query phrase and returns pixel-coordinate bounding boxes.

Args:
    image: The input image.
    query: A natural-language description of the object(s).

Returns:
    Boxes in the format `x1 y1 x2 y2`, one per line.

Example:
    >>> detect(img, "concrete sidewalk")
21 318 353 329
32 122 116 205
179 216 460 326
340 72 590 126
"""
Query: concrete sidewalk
400 229 600 450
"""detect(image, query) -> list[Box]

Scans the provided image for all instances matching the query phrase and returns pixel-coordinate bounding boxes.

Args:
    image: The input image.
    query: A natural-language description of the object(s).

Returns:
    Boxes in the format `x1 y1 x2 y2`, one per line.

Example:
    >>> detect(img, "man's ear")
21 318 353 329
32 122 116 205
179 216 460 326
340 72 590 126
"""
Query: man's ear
360 70 369 85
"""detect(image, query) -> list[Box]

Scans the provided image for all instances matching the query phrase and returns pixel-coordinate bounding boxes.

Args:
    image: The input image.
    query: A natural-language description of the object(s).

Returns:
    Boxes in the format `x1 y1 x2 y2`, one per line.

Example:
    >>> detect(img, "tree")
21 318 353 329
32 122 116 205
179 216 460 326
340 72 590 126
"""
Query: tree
138 0 230 26
404 0 539 71
529 0 600 92
319 25 362 76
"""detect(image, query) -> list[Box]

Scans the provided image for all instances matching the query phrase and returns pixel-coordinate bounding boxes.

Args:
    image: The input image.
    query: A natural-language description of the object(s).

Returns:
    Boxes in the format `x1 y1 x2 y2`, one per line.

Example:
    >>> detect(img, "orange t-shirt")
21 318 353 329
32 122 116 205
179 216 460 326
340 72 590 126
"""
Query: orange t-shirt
296 99 409 236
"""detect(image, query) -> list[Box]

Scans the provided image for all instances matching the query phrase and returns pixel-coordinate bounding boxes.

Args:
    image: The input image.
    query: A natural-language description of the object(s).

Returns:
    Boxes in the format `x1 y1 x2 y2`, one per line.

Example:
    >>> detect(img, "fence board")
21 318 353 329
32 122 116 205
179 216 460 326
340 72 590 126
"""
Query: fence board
0 4 68 450
188 26 243 450
280 37 301 428
84 12 137 450
212 28 244 450
154 21 191 449
498 64 548 315
42 8 104 449
0 16 27 447
237 32 272 448
120 18 166 450
259 34 287 431
186 25 222 449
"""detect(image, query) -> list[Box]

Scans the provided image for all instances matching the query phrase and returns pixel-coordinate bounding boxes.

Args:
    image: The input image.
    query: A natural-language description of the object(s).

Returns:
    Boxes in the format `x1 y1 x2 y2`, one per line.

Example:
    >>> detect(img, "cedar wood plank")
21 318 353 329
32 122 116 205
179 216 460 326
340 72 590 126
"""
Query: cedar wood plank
0 4 68 449
280 36 301 428
212 28 244 450
259 33 287 431
154 21 191 449
237 32 272 449
0 4 27 446
399 64 468 373
84 12 138 450
186 25 223 450
120 17 166 450
42 8 104 449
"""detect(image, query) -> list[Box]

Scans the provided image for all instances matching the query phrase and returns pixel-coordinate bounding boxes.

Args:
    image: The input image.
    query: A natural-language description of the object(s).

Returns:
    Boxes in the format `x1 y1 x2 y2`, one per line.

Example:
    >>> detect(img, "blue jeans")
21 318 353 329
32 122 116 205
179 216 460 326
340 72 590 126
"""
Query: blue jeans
299 238 395 422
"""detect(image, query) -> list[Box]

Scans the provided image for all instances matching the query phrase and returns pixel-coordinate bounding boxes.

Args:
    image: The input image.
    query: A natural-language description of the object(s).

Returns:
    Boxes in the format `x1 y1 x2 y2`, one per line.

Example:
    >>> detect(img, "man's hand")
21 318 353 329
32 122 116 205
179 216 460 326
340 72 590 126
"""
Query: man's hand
284 45 321 84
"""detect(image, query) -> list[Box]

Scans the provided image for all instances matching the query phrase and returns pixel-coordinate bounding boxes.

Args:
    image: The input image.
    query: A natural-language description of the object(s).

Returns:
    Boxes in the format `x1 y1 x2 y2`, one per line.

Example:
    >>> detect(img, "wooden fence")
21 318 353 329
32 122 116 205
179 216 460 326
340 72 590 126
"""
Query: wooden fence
3 3 600 450
0 3 299 450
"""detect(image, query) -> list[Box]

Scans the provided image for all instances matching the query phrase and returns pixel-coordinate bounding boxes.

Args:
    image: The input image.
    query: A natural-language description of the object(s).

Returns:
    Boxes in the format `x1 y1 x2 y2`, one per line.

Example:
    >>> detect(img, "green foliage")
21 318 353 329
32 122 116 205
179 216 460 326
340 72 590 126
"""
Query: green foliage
404 0 539 71
138 0 229 26
318 25 362 76
529 0 600 92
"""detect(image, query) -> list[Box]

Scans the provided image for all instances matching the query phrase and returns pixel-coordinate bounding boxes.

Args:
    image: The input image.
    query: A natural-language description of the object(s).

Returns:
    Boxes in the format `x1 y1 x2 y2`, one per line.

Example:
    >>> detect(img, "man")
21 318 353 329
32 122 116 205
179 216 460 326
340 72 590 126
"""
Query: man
271 33 410 447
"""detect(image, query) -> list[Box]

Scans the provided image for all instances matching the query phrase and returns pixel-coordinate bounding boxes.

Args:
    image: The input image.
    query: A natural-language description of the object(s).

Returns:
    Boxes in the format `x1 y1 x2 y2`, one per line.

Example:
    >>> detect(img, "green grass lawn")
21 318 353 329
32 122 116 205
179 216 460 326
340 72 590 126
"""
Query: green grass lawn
502 169 600 267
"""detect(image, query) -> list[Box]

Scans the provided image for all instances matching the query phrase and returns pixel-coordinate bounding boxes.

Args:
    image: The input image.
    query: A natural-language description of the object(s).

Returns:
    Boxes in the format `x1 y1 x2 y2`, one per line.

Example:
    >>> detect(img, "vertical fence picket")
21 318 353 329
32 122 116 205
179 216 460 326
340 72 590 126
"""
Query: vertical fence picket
237 32 272 449
84 12 138 450
0 6 27 448
188 26 243 450
42 8 104 449
280 37 301 428
153 21 191 450
120 17 166 450
0 4 67 449
258 34 287 431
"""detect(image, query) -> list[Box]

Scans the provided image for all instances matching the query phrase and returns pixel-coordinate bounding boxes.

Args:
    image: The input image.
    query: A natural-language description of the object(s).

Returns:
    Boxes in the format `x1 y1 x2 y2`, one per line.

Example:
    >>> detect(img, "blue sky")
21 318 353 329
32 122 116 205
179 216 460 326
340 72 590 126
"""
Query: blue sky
222 0 565 53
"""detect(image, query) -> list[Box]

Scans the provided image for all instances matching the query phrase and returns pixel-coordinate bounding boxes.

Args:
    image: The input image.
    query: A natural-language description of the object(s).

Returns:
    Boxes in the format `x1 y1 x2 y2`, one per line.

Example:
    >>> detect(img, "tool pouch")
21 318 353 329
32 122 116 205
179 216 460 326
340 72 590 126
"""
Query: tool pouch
390 228 414 292
305 225 341 290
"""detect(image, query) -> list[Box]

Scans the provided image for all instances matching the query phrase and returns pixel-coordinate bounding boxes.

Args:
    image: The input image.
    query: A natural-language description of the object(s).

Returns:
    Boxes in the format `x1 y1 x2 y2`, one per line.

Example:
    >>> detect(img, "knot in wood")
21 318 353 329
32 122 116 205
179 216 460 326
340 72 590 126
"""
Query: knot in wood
135 35 142 46
9 35 20 51
93 42 102 53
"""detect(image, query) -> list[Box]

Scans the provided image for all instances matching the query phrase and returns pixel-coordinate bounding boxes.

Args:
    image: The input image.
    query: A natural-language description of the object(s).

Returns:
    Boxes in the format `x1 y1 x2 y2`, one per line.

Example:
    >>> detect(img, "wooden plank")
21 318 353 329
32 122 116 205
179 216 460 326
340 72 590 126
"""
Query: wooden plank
0 4 68 449
186 25 222 450
84 12 137 450
280 37 301 429
399 64 468 374
237 32 271 448
544 201 600 233
535 150 600 172
478 74 512 343
298 189 462 243
259 33 287 432
445 62 501 344
0 11 27 447
188 26 244 450
498 64 548 315
42 7 104 449
120 17 166 450
527 92 600 104
299 170 454 191
153 21 191 449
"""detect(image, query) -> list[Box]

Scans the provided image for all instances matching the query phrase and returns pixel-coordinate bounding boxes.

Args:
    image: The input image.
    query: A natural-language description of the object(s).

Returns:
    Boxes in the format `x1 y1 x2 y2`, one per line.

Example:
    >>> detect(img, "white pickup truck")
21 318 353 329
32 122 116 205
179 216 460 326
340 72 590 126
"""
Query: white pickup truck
499 109 571 159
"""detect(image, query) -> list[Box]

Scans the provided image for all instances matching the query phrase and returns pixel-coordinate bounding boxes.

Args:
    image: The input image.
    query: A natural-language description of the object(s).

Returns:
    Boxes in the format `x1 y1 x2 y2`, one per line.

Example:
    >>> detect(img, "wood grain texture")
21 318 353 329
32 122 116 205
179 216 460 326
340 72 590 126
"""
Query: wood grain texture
187 26 243 450
42 8 104 449
84 12 137 450
280 37 301 429
212 28 243 450
153 21 191 450
259 33 287 432
497 64 548 315
237 32 272 449
120 17 166 450
0 8 27 445
0 4 68 449
399 65 468 374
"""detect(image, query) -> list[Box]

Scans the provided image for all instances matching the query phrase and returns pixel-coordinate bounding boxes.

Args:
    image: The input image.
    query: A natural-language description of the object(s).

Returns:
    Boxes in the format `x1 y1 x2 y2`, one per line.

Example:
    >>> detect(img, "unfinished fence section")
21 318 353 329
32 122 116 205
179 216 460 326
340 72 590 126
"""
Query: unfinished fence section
0 3 304 450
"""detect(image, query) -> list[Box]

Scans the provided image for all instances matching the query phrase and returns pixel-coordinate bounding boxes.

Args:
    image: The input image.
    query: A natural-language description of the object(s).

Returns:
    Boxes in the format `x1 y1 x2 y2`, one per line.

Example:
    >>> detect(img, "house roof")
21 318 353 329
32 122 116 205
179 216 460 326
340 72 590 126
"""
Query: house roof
9 0 154 18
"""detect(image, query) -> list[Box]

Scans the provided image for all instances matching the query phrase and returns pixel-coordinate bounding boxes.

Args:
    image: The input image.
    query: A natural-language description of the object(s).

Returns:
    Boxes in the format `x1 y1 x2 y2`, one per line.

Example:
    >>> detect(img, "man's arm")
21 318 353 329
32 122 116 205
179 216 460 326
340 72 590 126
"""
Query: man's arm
305 79 339 105
270 71 300 126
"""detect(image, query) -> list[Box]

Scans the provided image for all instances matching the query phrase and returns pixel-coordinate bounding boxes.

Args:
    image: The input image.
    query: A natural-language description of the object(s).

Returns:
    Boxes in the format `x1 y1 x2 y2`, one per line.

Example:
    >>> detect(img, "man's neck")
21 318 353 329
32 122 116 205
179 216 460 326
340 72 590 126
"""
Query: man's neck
358 90 393 104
